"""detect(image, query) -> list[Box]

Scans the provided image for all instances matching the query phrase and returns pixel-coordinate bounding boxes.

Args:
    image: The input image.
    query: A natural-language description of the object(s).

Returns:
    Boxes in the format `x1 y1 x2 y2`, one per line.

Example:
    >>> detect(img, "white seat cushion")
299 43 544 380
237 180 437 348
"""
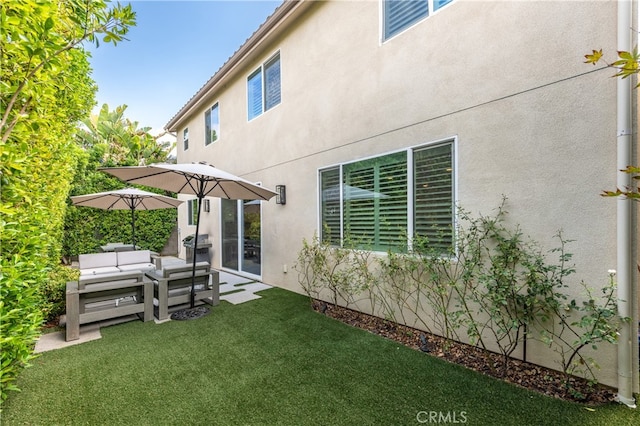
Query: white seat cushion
79 252 118 270
116 250 151 266
79 266 121 276
118 263 155 272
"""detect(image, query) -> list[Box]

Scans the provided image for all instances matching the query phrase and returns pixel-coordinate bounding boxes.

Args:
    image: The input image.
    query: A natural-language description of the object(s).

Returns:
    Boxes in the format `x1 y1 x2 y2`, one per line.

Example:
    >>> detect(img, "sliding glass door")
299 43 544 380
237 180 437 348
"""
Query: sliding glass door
221 199 261 276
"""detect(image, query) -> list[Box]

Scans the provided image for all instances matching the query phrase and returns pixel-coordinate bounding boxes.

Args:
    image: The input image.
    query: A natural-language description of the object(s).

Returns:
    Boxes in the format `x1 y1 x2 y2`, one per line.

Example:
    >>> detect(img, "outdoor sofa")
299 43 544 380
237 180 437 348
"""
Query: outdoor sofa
65 271 153 341
78 250 156 276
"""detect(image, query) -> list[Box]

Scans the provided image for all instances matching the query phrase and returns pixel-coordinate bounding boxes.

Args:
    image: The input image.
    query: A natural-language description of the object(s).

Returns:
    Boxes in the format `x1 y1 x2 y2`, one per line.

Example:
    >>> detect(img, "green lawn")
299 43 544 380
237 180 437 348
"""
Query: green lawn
2 288 638 425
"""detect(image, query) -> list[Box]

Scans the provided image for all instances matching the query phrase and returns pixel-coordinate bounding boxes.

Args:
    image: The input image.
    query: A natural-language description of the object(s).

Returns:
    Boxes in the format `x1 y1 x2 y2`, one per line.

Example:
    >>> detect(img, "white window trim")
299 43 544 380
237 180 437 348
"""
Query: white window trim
205 102 220 146
246 50 281 121
183 128 189 151
187 199 198 226
317 136 458 253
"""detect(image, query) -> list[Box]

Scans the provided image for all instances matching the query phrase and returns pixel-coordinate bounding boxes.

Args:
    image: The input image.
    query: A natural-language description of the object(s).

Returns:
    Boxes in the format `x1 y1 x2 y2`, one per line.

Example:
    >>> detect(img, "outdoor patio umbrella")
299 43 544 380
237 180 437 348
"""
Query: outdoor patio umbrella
71 187 183 249
101 162 278 317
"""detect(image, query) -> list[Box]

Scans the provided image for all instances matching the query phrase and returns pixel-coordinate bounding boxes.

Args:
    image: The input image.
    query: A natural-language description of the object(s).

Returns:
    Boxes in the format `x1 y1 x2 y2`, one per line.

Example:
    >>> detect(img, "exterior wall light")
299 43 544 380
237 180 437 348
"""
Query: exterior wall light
275 185 286 205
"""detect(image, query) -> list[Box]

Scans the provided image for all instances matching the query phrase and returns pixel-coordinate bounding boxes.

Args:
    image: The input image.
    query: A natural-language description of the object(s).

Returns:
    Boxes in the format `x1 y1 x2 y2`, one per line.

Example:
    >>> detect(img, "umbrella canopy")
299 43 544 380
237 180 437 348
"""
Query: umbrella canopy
71 187 183 248
100 163 277 201
101 162 277 312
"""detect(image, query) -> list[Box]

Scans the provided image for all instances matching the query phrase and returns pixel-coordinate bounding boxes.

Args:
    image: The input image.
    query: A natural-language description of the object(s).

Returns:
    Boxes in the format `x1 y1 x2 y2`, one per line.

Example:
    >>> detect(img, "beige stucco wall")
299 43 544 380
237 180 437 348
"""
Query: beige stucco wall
171 0 634 388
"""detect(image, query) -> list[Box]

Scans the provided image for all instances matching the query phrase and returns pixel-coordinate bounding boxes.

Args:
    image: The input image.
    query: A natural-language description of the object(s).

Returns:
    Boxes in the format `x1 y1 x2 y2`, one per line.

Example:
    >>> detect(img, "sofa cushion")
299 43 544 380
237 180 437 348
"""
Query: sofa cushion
118 263 155 272
117 250 151 266
79 252 118 270
78 270 144 286
79 266 121 276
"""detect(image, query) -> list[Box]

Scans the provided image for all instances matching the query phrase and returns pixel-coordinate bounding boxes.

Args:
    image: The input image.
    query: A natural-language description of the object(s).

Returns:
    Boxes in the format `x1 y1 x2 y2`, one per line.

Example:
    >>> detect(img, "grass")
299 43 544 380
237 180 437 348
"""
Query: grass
2 288 639 425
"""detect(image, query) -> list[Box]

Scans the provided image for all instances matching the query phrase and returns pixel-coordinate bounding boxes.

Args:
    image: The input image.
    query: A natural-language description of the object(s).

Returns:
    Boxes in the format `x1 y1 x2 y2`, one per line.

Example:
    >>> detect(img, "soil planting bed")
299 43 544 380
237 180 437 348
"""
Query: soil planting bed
312 300 617 405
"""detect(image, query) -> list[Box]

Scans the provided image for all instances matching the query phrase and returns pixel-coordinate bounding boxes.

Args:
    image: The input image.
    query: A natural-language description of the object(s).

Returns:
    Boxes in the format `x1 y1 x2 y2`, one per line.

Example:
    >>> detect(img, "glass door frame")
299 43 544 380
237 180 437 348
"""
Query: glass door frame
219 198 263 280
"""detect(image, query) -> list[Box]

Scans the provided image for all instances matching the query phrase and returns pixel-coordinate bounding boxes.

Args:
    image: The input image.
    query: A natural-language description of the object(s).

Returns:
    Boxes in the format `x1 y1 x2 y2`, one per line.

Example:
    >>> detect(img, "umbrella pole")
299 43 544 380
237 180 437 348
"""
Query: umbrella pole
131 207 136 249
190 195 204 308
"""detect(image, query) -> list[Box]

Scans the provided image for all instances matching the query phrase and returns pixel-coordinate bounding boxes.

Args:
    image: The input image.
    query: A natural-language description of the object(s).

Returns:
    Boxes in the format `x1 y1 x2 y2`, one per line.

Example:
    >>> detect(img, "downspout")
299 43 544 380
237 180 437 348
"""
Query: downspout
616 0 636 408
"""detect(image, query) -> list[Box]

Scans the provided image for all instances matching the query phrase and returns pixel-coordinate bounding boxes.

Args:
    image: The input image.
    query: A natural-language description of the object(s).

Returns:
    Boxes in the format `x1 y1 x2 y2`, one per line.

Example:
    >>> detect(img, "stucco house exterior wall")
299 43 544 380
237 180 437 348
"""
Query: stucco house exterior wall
166 0 638 392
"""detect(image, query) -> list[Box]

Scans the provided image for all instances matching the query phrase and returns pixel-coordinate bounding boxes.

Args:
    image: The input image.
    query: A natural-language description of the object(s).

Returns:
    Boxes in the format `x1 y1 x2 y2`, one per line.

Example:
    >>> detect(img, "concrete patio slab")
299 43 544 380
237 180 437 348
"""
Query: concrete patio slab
221 291 263 304
218 272 272 305
34 315 138 353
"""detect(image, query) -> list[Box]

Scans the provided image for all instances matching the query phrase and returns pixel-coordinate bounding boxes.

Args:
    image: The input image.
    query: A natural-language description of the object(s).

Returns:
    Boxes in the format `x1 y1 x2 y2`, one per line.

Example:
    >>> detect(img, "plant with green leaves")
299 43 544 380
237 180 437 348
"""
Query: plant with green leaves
1 0 135 143
410 233 466 346
297 199 626 389
585 48 640 201
295 233 374 309
459 202 567 375
328 235 377 310
79 103 171 167
584 48 639 85
0 0 135 402
319 241 354 308
379 248 441 335
39 265 80 324
63 103 176 257
601 166 640 201
348 245 381 317
295 233 329 304
535 262 624 399
376 251 416 326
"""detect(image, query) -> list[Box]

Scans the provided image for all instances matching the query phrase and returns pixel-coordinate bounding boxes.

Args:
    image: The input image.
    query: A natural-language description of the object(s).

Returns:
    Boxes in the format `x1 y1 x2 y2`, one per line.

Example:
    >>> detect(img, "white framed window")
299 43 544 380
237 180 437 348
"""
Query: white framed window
187 199 198 225
183 128 189 151
319 139 455 253
383 0 454 41
205 103 219 146
247 52 281 120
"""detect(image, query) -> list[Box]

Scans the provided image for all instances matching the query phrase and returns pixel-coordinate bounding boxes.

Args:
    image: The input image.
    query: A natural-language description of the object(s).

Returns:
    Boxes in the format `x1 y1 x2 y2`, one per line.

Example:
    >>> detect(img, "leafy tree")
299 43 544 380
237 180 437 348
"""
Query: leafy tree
79 103 172 167
0 0 135 402
63 103 176 257
585 49 640 200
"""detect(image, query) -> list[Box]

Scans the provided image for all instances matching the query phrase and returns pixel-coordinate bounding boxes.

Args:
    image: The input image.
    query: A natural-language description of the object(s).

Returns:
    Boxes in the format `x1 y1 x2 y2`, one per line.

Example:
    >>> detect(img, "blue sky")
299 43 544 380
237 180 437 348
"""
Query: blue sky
88 0 282 132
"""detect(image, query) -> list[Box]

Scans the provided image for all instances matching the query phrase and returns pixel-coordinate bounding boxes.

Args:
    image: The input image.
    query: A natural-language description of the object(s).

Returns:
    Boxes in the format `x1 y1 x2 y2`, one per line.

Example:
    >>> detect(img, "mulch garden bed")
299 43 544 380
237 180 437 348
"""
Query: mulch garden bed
311 299 618 405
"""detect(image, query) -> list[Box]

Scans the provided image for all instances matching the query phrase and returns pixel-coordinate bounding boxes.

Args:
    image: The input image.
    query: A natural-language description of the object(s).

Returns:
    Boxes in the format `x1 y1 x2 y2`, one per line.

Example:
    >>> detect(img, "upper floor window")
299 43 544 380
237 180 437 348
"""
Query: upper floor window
383 0 453 41
247 52 281 120
183 128 189 151
205 103 219 146
319 140 455 253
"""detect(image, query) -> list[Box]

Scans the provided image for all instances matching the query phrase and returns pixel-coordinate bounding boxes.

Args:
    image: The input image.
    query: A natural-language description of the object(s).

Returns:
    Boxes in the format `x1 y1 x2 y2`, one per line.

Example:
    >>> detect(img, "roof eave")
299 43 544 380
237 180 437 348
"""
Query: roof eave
165 0 308 132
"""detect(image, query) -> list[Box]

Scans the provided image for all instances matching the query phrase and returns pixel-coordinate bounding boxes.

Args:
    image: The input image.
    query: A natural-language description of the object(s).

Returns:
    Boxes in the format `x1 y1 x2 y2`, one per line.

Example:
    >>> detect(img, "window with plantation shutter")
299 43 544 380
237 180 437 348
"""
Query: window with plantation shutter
383 0 455 41
384 0 428 40
247 52 281 120
343 152 407 251
247 69 262 120
413 143 454 252
319 140 454 253
264 55 281 110
320 167 341 245
434 0 453 11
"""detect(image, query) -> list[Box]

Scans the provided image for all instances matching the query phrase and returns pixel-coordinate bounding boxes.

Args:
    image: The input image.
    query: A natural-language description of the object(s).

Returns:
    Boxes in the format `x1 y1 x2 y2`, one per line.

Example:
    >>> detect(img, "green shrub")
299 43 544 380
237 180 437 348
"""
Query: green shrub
40 265 80 324
1 0 136 403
